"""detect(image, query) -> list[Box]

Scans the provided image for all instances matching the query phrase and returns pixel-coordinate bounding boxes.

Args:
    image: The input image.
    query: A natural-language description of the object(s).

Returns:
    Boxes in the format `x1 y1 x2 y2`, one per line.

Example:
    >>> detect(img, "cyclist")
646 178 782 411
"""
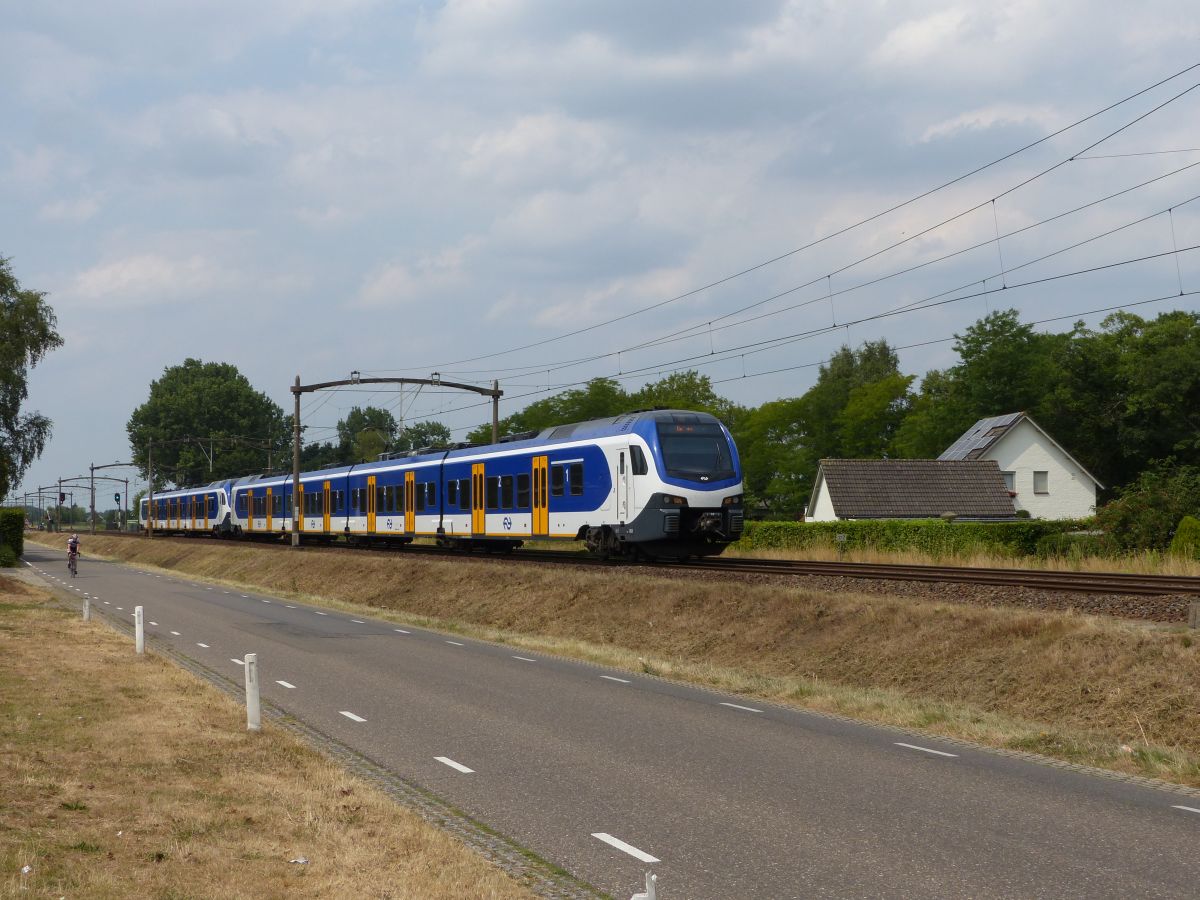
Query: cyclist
67 533 80 575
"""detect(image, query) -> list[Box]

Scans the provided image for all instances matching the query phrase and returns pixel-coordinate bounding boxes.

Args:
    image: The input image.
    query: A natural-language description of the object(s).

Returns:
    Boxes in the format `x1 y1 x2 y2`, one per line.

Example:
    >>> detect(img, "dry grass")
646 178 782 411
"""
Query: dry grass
29 534 1200 787
723 542 1200 576
0 571 534 900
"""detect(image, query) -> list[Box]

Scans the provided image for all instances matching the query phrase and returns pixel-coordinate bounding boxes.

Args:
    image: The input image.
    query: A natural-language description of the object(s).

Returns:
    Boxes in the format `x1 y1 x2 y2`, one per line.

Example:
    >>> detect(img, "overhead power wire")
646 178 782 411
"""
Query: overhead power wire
400 62 1200 372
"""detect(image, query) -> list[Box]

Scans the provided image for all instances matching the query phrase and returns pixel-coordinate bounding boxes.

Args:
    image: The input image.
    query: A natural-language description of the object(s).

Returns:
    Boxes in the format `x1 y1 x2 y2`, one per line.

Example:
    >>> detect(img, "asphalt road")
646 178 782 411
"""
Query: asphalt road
21 546 1200 899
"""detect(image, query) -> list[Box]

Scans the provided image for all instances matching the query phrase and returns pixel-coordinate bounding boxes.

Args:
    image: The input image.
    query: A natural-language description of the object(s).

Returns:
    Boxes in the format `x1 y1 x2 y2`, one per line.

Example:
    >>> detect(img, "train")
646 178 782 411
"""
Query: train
140 409 745 558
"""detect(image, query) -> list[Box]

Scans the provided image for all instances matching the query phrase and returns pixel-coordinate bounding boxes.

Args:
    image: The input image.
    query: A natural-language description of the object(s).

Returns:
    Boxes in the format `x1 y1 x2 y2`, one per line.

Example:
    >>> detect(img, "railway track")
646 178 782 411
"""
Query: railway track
78 531 1200 597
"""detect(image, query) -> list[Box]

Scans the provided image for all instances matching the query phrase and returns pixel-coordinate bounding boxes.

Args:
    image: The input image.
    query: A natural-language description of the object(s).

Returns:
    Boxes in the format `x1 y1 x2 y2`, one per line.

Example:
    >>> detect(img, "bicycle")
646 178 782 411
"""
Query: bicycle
68 550 78 578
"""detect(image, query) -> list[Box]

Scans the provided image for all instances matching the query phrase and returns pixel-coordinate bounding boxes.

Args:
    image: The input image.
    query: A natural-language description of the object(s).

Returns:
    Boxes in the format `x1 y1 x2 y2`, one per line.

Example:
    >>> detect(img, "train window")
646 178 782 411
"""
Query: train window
286 495 293 517
551 466 565 497
376 486 385 513
333 490 343 514
619 453 625 475
273 494 282 516
569 464 584 496
236 494 246 515
501 475 514 509
486 476 499 509
416 484 426 512
426 483 436 507
384 485 395 512
446 480 457 506
631 446 647 475
517 473 530 508
458 478 471 510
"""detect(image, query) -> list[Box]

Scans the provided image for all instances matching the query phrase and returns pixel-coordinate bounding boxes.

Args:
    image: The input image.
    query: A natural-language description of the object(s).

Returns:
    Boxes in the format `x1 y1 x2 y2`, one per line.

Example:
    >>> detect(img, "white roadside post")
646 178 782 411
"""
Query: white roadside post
135 606 144 654
244 653 261 732
83 596 90 622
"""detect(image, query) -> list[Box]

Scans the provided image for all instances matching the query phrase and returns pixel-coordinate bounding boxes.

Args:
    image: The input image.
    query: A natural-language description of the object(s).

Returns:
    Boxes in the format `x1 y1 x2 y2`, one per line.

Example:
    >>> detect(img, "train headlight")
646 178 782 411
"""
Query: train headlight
661 494 687 506
723 494 743 507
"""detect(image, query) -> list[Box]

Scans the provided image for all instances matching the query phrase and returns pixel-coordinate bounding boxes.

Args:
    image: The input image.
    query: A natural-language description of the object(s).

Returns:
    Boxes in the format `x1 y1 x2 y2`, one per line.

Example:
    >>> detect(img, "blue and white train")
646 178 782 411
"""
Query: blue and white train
140 409 744 558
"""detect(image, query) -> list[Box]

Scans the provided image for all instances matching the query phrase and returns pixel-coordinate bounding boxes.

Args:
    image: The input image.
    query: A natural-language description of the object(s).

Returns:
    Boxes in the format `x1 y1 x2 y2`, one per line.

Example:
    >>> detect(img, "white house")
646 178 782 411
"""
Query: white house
938 413 1102 519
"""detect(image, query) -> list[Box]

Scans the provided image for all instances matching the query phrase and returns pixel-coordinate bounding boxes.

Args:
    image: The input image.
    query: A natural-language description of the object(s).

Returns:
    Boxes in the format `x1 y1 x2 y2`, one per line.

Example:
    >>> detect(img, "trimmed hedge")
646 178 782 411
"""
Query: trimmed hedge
0 508 23 560
734 518 1092 558
0 545 15 568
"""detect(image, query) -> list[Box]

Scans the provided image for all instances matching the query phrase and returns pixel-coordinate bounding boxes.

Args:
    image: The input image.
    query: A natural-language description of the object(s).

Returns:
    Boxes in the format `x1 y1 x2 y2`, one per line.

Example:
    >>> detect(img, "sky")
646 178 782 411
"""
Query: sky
5 0 1200 508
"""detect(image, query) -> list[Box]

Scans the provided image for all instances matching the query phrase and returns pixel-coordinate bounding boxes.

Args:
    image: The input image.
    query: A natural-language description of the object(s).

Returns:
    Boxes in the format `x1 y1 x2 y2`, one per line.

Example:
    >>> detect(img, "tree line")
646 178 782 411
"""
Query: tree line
120 307 1200 520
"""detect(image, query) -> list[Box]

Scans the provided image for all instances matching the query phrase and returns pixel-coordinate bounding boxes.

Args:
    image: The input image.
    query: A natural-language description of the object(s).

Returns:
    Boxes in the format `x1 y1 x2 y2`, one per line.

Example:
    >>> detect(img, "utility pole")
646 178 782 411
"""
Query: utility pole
292 375 301 548
147 441 154 539
89 463 96 534
492 379 500 444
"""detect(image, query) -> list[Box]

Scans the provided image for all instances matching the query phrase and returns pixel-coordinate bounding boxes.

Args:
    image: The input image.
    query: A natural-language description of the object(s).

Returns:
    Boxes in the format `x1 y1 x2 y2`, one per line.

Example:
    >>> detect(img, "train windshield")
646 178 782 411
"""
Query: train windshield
656 423 736 482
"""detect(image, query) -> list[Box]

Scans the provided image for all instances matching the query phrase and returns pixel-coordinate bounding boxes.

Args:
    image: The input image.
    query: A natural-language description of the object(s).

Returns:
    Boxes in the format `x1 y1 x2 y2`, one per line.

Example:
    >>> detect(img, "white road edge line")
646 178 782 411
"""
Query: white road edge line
513 656 536 662
276 680 296 689
720 702 762 713
435 756 474 773
600 675 630 684
591 833 660 864
1172 805 1200 814
445 640 465 646
895 742 958 758
339 711 366 722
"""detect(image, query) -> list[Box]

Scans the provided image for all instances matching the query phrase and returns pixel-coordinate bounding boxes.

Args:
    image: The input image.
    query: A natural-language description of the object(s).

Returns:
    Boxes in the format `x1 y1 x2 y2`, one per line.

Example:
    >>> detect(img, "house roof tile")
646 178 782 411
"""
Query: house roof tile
814 459 1017 519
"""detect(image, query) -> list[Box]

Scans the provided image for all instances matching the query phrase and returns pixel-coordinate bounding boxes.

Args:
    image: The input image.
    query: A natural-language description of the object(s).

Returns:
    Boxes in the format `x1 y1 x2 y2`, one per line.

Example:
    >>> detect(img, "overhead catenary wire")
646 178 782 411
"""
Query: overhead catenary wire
386 62 1200 373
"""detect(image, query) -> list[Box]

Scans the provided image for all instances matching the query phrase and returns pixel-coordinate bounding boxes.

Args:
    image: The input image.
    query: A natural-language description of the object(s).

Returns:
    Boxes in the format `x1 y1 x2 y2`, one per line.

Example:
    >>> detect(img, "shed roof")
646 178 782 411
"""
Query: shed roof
811 459 1017 520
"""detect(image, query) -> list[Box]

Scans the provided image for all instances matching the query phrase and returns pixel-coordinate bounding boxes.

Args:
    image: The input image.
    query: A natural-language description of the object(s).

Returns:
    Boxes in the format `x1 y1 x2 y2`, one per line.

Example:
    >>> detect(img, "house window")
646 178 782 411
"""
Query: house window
1033 471 1049 494
1002 471 1015 493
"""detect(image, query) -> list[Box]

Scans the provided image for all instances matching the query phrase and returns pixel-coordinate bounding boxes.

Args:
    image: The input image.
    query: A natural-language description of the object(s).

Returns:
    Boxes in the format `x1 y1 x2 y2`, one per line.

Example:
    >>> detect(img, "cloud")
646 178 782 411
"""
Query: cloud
65 253 226 309
353 239 479 309
38 195 102 223
920 103 1060 143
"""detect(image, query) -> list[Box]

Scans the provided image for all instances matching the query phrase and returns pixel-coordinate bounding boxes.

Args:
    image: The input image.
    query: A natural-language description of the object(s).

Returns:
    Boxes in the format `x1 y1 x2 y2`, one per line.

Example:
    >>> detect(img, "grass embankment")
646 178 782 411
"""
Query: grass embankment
0 571 533 899
40 534 1200 789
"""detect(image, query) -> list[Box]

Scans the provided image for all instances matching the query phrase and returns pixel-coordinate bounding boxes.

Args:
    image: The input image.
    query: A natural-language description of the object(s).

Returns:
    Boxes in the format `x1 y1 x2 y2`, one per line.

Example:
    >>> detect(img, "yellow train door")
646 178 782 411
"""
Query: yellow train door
245 490 254 534
532 456 548 536
367 475 377 535
322 481 331 533
472 463 486 536
266 487 273 532
404 471 415 534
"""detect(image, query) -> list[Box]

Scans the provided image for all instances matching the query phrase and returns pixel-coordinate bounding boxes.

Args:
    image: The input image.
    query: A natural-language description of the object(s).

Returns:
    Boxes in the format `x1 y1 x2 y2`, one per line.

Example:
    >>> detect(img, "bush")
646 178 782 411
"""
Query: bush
735 518 1091 558
1095 464 1200 550
0 544 16 568
0 508 23 559
1170 515 1200 559
1035 531 1112 559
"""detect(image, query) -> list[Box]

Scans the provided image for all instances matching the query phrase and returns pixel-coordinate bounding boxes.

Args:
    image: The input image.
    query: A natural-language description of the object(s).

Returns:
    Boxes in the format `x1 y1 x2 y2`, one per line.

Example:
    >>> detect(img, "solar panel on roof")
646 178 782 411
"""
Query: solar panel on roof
938 412 1023 460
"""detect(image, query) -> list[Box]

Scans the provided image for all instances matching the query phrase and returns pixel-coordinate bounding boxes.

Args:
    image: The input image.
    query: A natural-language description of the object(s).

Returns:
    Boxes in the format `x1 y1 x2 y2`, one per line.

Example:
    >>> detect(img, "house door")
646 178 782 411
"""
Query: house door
532 456 548 536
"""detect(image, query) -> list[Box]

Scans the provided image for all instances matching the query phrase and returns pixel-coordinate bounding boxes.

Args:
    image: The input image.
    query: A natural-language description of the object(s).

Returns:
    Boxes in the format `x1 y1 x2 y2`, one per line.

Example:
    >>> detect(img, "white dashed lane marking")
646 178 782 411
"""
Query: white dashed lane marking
1172 805 1200 815
231 659 244 666
720 702 762 714
339 711 366 723
591 833 660 864
600 675 630 684
895 742 958 758
149 621 158 626
445 640 465 647
513 656 536 662
314 611 328 616
394 628 410 634
276 681 296 689
350 620 365 624
170 631 181 636
435 756 474 773
196 643 209 648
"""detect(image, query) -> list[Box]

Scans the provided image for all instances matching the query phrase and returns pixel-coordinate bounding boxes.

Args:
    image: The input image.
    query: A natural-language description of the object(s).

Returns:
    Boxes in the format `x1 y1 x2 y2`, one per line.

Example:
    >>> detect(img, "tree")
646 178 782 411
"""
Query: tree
336 406 398 462
127 359 288 487
395 420 451 452
894 310 1065 458
0 257 63 498
1094 463 1200 550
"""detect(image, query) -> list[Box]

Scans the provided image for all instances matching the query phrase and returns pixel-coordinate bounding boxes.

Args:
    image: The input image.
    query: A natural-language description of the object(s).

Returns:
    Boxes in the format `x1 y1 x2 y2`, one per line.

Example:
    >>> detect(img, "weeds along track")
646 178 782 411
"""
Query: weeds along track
96 531 1200 620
